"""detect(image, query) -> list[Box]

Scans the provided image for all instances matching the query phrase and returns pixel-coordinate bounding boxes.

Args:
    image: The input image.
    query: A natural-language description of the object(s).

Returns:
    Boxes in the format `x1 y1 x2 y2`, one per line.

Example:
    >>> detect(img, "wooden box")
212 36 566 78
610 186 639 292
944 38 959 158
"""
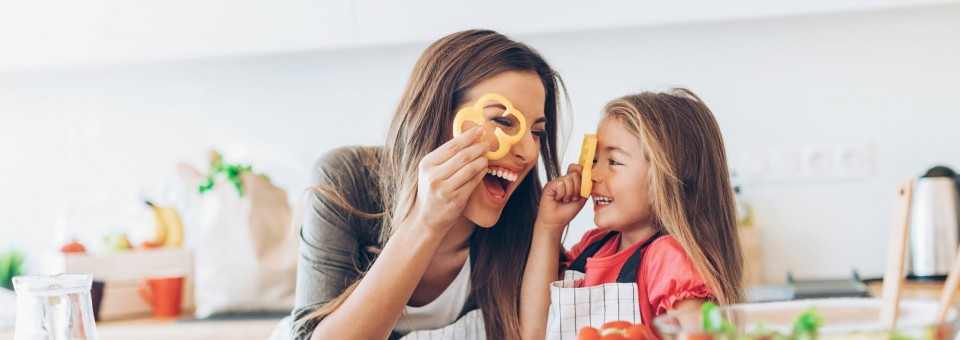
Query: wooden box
38 248 194 321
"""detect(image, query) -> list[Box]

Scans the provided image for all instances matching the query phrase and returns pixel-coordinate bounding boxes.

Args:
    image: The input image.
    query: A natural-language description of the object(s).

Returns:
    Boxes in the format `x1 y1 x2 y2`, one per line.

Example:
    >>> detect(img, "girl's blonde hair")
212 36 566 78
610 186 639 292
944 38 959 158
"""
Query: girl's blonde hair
603 88 744 305
294 29 566 339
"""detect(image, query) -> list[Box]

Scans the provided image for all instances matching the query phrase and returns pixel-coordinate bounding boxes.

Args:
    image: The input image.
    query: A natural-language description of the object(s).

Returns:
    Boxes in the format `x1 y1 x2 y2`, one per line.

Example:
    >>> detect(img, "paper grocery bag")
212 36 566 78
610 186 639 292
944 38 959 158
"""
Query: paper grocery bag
187 168 298 317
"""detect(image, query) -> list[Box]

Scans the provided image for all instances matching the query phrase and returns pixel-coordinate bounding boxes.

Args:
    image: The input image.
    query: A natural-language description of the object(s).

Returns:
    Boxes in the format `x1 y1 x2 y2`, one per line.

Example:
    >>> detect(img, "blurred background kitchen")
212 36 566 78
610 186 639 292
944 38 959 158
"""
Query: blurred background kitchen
1 0 960 335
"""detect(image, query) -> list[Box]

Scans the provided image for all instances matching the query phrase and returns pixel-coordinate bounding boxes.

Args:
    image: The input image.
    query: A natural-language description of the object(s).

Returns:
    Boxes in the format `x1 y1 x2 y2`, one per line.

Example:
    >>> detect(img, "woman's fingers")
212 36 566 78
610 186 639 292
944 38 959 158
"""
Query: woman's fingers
450 155 489 191
422 127 485 166
452 165 489 200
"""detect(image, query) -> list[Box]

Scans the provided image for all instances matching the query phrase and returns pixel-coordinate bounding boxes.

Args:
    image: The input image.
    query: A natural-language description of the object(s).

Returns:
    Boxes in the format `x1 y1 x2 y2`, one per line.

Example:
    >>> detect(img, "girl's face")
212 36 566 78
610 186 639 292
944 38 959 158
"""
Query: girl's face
458 71 547 228
591 117 655 232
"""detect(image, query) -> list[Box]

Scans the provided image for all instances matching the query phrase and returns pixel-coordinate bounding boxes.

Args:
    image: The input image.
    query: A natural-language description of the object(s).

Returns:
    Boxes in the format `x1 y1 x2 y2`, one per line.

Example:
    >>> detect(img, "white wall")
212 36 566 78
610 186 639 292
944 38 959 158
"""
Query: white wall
3 0 958 71
2 4 960 283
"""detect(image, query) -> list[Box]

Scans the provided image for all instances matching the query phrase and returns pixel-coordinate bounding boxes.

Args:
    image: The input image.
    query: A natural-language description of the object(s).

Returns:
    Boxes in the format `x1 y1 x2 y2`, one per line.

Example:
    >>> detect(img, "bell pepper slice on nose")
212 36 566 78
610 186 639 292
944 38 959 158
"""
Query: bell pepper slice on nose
452 93 527 160
577 134 598 198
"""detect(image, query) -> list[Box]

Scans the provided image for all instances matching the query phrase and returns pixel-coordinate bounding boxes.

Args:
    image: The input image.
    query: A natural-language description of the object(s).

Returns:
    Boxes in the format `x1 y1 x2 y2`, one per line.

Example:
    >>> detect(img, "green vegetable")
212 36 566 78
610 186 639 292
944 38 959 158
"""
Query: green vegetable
791 307 824 340
0 250 24 290
703 301 737 334
198 152 265 197
701 303 826 340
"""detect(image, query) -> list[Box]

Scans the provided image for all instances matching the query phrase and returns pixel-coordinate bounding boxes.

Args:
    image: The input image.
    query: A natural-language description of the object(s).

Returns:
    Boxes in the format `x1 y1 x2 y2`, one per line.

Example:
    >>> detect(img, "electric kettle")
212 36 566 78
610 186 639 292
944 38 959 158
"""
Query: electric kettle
907 165 960 279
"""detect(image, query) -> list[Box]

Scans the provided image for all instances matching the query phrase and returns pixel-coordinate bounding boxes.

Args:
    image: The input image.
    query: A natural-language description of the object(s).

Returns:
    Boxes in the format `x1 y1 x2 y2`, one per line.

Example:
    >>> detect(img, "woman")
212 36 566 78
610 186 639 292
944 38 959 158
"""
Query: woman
292 29 567 339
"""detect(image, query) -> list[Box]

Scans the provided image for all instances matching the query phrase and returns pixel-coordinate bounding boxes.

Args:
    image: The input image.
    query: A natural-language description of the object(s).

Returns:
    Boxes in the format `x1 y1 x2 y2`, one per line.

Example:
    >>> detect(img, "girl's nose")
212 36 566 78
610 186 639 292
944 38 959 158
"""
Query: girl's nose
591 161 604 183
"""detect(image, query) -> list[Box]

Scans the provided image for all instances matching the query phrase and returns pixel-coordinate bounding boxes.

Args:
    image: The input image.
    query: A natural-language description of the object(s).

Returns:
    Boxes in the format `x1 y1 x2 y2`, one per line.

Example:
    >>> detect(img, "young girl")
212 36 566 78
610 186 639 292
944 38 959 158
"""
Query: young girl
292 30 566 340
520 88 744 339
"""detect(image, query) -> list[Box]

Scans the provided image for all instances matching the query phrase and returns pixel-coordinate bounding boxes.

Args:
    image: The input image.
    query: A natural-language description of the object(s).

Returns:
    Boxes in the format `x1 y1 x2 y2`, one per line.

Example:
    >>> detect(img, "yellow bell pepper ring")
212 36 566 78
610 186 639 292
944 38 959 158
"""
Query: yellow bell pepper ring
452 93 527 160
577 134 597 198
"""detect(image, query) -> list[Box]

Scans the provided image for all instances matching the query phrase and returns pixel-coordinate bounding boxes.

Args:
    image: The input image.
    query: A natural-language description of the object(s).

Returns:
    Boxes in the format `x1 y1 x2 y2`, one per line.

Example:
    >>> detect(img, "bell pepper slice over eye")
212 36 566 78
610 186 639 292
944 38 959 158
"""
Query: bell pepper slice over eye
452 93 527 160
577 134 597 198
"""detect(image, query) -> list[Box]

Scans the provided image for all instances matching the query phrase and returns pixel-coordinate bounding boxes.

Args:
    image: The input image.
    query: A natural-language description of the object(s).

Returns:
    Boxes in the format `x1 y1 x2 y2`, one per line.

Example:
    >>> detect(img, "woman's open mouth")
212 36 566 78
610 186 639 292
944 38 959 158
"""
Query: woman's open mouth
482 166 519 206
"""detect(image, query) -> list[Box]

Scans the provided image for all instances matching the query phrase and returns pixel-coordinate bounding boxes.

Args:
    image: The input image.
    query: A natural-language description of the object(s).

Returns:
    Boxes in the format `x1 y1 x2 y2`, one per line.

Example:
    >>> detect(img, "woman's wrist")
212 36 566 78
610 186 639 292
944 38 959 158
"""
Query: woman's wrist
397 210 449 242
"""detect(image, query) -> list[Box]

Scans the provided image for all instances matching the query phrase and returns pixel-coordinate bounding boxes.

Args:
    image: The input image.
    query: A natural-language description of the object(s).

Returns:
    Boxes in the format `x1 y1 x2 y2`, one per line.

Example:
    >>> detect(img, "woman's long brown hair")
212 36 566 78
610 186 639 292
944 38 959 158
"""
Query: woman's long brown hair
603 88 744 306
295 29 566 339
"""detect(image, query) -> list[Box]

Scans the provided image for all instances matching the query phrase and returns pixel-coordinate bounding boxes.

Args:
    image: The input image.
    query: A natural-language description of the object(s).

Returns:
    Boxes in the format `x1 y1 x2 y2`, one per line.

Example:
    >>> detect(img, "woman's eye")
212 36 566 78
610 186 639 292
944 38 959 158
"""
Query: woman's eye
531 130 544 138
492 117 514 127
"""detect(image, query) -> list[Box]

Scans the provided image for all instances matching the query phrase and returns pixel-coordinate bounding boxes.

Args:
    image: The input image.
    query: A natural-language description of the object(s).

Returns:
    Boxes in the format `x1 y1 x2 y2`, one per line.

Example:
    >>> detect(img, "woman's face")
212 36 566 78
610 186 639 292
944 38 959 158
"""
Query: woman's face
457 71 546 228
591 117 655 232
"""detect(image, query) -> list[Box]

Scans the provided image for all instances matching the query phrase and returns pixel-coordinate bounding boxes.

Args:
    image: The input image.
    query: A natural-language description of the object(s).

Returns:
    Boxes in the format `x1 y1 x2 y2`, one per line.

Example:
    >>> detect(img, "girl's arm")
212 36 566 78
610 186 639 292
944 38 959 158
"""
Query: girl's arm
520 164 587 339
310 128 490 339
520 223 565 339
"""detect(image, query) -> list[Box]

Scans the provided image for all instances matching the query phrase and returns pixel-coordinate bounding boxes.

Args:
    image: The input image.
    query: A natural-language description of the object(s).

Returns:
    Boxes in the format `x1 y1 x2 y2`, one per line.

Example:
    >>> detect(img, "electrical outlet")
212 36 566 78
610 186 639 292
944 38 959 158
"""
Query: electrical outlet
734 142 873 183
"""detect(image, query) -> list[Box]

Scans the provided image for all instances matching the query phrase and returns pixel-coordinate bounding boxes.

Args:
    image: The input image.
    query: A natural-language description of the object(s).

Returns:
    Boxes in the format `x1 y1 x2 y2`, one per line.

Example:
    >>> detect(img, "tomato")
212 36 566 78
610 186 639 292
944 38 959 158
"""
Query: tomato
578 326 602 340
626 324 654 340
578 321 656 340
60 240 86 253
602 321 634 330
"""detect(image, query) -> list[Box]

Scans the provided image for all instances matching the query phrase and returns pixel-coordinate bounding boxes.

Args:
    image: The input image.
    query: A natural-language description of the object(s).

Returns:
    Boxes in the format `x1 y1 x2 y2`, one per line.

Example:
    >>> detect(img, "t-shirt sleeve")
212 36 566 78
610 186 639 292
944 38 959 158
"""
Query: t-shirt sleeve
560 228 610 271
643 237 714 316
292 146 383 340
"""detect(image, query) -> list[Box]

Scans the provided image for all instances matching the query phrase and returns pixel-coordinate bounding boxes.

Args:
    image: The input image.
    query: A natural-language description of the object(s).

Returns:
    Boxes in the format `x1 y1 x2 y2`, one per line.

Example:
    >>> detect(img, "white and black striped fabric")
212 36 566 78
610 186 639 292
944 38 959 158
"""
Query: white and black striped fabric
398 309 485 340
545 231 663 340
546 271 642 340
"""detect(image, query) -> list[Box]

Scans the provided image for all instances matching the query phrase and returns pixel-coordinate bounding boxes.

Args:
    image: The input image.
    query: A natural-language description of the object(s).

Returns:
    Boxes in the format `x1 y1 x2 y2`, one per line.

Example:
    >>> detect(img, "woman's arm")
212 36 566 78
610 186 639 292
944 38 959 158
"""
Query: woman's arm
310 128 490 339
520 164 587 339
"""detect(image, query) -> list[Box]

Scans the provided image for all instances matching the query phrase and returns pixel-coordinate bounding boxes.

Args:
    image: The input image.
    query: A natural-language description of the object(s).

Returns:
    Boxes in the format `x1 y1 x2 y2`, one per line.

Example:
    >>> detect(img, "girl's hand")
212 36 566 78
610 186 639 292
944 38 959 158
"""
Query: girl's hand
537 163 588 231
409 127 489 234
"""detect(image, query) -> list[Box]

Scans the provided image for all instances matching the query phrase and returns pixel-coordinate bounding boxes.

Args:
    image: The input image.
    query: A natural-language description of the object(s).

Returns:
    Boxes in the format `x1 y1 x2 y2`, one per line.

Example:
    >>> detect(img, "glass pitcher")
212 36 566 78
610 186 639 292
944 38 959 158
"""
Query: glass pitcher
12 274 98 340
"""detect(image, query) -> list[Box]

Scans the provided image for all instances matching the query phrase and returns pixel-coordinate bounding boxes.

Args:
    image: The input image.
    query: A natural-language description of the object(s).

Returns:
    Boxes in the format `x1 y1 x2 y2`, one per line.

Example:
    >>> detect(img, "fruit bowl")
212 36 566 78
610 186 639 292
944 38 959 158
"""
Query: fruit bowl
652 298 959 339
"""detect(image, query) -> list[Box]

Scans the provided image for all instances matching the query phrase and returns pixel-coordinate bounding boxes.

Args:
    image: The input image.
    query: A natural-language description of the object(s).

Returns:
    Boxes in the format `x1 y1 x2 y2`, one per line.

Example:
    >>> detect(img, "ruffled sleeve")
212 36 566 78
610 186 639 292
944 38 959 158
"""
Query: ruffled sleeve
642 236 714 316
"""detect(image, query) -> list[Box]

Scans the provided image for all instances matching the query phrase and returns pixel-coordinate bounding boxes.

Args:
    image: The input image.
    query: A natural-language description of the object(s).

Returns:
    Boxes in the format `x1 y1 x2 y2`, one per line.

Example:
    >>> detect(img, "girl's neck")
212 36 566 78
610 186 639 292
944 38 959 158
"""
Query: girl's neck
437 214 475 256
618 223 656 253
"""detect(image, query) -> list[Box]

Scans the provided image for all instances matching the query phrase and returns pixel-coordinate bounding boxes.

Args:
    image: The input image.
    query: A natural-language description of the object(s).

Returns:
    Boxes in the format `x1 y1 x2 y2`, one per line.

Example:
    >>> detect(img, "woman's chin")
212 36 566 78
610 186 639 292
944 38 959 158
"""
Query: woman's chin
463 205 504 228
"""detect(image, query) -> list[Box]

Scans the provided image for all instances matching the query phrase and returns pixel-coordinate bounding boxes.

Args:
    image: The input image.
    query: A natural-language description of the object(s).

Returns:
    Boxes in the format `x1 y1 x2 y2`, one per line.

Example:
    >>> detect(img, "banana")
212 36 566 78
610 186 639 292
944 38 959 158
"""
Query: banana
146 201 185 247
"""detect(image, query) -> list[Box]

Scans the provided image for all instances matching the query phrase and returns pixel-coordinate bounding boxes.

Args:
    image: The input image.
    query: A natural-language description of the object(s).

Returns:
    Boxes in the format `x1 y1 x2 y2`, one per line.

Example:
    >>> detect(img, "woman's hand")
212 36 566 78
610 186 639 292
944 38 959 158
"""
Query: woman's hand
537 163 588 231
409 127 489 234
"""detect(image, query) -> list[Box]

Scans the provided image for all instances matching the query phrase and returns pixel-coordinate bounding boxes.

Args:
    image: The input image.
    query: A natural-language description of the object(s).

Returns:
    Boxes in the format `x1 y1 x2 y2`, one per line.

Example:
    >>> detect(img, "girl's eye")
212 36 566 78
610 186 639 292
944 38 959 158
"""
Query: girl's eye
492 117 514 127
592 159 598 165
608 159 622 166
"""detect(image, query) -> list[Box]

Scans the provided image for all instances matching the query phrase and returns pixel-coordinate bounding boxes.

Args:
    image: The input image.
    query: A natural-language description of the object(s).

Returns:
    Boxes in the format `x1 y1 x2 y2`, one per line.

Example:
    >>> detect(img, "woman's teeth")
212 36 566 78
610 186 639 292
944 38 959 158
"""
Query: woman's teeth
487 167 519 182
594 196 613 205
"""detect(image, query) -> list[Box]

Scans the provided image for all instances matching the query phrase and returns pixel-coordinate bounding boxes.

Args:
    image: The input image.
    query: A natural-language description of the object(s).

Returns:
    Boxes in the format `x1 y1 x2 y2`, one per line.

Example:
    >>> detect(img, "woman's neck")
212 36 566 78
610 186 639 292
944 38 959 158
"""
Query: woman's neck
437 214 475 255
618 223 656 253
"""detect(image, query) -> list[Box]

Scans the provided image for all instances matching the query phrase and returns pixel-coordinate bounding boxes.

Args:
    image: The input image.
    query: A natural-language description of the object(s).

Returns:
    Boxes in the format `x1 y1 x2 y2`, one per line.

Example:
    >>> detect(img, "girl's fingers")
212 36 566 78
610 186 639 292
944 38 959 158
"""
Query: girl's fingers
566 163 583 177
554 181 567 201
561 175 577 203
422 127 485 166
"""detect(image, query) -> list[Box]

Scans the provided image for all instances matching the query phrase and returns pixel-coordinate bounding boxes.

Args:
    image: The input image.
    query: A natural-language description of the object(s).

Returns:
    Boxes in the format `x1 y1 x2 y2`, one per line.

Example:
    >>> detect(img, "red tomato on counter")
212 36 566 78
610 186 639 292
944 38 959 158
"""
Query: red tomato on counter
578 321 655 340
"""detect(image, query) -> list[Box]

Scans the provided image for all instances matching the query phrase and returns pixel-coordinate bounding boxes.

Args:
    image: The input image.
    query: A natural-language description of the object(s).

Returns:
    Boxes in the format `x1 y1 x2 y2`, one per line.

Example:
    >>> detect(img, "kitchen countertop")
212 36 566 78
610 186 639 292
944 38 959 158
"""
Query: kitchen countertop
0 280 952 339
0 316 282 340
